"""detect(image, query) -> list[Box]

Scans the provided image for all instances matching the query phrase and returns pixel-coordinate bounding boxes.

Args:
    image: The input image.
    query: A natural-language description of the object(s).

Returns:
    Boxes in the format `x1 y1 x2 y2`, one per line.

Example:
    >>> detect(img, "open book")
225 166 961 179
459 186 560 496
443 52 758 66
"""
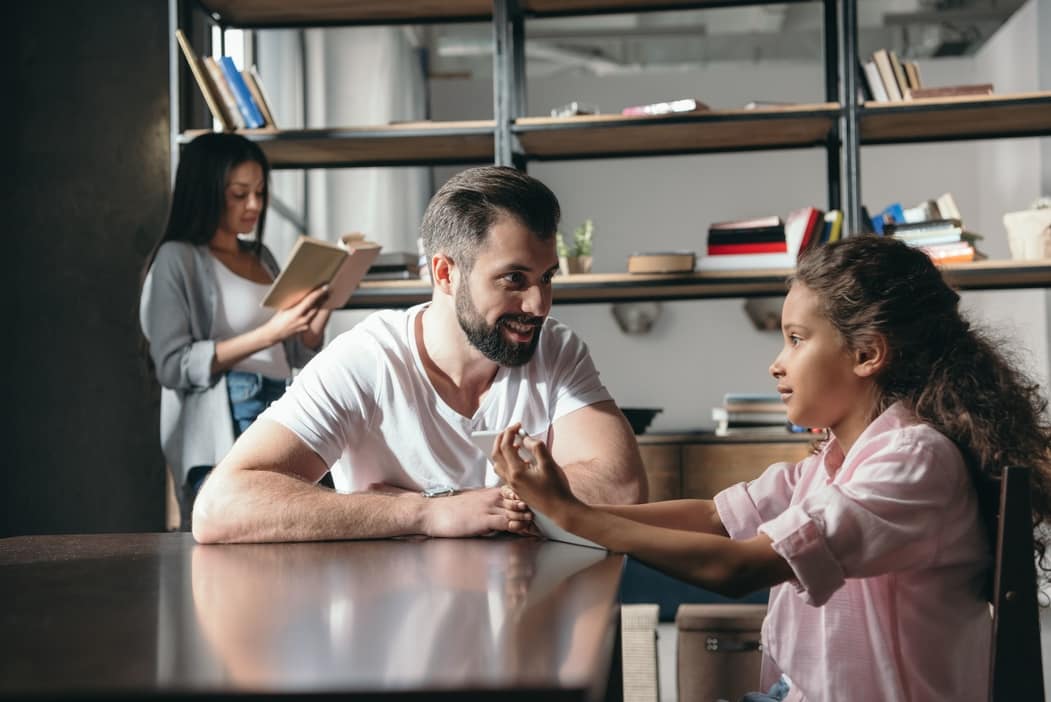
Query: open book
262 234 381 310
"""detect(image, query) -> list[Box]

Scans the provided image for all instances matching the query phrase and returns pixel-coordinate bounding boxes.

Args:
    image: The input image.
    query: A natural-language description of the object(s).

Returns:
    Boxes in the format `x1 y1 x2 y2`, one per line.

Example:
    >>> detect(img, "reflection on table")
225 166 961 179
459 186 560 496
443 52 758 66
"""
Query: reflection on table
0 533 624 699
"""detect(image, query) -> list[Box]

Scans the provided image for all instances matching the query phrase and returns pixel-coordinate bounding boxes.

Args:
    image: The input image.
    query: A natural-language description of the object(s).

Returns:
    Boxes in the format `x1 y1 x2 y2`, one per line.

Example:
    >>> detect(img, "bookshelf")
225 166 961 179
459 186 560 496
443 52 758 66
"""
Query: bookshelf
172 0 1051 306
180 122 496 168
514 103 840 160
342 259 1051 310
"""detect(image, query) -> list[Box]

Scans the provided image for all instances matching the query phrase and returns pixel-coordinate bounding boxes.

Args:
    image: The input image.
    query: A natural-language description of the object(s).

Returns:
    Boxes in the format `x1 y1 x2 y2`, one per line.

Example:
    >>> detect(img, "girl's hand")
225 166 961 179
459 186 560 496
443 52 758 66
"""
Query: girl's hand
491 423 578 517
264 285 329 344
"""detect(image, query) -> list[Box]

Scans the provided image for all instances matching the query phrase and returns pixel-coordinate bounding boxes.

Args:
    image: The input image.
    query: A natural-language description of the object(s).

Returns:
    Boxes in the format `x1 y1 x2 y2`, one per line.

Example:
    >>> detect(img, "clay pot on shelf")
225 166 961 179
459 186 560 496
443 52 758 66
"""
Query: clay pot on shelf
559 255 593 275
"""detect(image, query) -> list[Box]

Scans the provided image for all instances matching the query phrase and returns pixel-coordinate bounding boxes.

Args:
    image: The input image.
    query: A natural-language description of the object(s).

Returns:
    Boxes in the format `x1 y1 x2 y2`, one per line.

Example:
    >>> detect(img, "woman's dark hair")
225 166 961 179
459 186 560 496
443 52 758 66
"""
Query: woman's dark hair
143 132 270 277
793 235 1051 576
421 165 561 271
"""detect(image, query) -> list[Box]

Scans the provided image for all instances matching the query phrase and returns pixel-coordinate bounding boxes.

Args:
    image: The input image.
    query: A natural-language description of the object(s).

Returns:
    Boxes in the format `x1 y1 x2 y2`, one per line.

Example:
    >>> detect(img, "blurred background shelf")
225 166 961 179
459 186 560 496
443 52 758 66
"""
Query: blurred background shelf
345 259 1051 309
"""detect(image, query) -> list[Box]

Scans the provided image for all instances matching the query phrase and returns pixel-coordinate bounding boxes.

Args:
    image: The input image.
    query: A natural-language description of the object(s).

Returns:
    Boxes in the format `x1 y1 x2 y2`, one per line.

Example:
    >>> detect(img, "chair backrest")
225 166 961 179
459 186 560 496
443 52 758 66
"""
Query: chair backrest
988 465 1044 702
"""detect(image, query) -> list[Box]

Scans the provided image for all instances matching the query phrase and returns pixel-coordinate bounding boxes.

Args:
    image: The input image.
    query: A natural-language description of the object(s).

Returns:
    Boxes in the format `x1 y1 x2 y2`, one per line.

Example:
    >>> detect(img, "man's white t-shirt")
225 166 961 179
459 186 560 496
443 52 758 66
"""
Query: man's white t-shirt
261 304 612 493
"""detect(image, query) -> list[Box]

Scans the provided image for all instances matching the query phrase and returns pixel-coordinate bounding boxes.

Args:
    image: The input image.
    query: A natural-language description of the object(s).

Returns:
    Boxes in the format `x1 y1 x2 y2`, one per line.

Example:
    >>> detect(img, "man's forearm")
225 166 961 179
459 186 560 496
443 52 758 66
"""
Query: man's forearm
192 469 427 544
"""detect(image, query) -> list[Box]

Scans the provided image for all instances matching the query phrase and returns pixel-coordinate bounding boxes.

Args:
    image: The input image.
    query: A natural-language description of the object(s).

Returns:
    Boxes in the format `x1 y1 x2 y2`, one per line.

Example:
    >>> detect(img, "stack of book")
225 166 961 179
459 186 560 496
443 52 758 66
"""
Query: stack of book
860 48 993 103
363 252 423 281
871 193 983 264
712 393 805 437
175 30 278 131
697 206 837 271
621 98 708 116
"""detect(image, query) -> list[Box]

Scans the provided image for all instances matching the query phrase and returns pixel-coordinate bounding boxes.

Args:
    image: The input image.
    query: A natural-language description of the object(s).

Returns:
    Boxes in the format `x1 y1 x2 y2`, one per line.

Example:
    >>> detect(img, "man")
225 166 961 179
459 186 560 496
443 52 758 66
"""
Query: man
192 166 647 543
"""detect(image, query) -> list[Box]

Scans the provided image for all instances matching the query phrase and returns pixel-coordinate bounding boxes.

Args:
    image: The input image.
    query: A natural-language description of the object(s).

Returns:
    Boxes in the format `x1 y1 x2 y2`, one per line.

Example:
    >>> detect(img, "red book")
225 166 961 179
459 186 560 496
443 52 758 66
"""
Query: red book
783 206 825 255
708 241 789 255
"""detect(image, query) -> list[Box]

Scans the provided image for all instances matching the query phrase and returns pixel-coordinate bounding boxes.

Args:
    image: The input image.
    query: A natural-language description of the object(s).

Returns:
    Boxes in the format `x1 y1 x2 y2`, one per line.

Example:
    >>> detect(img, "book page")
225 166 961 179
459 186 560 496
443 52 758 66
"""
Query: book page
262 236 347 309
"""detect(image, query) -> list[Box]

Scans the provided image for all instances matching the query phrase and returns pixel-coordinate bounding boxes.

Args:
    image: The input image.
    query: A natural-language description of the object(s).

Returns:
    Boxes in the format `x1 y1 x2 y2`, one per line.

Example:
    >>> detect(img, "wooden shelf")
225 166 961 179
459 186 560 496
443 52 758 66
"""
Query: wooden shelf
197 0 799 26
196 0 494 26
180 122 495 168
346 259 1051 309
860 92 1051 145
523 0 795 15
514 104 840 160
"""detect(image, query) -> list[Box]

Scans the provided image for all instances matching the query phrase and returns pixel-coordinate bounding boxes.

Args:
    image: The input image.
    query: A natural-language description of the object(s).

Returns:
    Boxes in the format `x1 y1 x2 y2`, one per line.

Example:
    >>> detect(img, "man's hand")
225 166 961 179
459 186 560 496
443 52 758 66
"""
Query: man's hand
419 486 533 538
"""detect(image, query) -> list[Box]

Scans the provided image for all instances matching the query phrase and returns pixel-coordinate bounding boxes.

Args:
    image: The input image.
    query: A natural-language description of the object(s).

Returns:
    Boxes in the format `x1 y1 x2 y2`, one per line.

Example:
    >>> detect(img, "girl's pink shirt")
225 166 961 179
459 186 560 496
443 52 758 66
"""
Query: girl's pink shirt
715 402 991 701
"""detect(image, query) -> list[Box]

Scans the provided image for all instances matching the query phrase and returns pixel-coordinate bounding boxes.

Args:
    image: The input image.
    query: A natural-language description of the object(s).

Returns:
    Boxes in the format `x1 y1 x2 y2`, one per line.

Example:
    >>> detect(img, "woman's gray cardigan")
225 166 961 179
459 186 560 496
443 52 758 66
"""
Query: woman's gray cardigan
139 240 317 486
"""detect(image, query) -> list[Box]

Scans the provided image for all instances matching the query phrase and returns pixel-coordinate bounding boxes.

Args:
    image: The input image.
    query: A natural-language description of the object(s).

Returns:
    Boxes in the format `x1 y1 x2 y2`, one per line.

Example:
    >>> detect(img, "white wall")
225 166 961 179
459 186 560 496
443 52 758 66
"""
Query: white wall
428 10 1049 431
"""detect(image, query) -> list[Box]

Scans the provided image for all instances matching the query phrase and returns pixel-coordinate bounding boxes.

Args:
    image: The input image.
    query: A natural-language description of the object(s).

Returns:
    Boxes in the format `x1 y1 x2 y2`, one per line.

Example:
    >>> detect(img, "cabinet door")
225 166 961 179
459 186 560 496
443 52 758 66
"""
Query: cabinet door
638 444 681 502
682 442 812 499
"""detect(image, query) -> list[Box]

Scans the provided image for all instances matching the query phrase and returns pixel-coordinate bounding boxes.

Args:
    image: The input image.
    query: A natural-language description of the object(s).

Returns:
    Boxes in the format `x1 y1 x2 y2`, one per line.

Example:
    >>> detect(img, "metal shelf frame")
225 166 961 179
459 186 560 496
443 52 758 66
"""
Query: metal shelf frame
168 0 1051 310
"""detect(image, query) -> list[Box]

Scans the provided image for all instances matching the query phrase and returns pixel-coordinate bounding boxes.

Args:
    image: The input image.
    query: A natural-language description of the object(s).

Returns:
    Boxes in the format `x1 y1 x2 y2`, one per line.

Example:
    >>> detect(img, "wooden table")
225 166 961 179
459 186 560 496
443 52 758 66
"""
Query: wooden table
0 533 625 700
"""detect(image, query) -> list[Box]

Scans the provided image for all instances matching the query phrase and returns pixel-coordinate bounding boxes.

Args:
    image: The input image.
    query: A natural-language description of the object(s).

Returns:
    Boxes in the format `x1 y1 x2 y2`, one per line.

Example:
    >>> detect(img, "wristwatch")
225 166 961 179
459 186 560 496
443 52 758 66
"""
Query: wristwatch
421 485 456 498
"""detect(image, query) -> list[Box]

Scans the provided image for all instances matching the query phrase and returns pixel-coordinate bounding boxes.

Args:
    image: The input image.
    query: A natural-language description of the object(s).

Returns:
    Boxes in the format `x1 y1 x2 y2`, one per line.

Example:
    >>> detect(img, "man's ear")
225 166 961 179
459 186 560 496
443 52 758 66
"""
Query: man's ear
432 254 457 295
853 334 888 378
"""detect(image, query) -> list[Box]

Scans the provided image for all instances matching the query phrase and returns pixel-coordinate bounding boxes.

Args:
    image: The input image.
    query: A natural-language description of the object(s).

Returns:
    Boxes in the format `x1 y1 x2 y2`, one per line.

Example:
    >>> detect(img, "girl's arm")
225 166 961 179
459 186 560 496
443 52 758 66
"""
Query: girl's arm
565 504 792 597
493 427 793 597
597 500 727 536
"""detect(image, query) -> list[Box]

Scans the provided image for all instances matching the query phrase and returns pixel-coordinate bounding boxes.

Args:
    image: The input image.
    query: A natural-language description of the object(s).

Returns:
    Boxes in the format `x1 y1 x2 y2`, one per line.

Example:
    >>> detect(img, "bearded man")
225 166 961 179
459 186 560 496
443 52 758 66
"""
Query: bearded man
192 166 646 543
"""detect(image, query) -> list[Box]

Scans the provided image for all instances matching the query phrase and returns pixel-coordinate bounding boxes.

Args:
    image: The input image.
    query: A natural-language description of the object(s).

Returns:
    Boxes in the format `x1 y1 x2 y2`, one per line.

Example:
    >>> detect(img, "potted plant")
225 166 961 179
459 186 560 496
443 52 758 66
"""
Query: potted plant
557 219 594 275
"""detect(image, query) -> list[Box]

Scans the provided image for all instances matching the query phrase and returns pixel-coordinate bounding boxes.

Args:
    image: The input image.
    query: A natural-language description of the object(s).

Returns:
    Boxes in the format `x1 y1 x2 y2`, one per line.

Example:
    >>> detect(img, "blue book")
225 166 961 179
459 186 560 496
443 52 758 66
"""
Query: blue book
218 56 264 128
870 202 906 235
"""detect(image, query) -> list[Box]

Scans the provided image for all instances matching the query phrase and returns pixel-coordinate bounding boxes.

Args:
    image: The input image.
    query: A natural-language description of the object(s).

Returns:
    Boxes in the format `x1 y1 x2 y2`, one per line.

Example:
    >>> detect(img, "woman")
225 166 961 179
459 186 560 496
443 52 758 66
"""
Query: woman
140 132 330 530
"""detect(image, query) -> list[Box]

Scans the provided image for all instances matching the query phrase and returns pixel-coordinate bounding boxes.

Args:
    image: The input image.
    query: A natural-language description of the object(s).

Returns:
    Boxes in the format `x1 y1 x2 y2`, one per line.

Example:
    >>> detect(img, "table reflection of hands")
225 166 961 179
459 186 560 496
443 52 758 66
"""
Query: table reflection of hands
190 537 618 691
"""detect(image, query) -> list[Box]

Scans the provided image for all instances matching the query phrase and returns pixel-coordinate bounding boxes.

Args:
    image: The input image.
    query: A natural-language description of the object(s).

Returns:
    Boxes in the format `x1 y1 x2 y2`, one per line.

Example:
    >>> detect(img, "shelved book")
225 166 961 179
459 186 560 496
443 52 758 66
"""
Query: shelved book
874 193 983 263
174 29 277 131
263 234 381 310
861 47 994 103
698 207 825 271
712 393 811 436
621 98 708 116
363 251 422 281
627 251 695 274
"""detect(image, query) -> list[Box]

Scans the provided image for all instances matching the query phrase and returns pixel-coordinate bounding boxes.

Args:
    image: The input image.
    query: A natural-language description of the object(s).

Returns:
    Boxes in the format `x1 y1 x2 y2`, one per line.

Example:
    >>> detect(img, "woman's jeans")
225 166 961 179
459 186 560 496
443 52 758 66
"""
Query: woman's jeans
226 370 288 437
178 370 287 530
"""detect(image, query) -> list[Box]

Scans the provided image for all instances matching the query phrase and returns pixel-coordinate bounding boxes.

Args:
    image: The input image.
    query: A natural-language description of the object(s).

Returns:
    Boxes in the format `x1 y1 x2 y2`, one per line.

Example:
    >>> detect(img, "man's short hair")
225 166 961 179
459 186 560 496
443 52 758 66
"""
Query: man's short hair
420 166 561 271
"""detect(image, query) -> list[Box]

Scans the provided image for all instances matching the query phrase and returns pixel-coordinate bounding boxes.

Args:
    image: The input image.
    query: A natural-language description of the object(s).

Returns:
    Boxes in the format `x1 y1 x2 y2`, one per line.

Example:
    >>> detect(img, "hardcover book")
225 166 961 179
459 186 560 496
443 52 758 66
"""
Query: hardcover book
244 66 278 128
621 98 708 116
872 49 903 102
218 56 265 128
863 60 889 103
175 30 236 130
696 252 795 271
707 229 787 245
905 84 993 100
203 57 245 129
263 234 382 310
627 251 696 274
709 215 782 231
707 241 788 256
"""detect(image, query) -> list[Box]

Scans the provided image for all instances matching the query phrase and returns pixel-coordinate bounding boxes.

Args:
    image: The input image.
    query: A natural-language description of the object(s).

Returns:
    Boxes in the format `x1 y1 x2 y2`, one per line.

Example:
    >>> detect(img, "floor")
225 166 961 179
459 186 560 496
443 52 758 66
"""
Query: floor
652 610 1051 702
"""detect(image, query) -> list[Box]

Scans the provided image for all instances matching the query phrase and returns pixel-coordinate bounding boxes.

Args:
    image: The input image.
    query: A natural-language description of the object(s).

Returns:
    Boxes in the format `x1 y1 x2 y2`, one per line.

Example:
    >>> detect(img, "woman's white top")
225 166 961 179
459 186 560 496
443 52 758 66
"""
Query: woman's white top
210 256 292 379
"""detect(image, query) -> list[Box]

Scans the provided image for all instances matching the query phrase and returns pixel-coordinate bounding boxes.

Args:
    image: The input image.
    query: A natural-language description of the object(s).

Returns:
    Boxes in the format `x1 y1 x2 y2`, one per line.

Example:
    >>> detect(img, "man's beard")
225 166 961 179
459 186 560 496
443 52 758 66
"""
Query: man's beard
455 284 543 367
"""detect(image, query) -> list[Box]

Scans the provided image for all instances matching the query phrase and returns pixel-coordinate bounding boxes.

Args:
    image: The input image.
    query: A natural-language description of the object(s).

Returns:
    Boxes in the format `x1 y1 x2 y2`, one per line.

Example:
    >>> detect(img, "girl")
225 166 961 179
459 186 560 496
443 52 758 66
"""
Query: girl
493 235 1051 701
140 133 331 530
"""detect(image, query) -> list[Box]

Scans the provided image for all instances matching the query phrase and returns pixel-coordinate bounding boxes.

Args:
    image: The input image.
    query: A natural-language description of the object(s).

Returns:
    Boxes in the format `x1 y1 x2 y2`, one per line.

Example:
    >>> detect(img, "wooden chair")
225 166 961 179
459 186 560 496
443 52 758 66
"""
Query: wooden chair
989 465 1044 701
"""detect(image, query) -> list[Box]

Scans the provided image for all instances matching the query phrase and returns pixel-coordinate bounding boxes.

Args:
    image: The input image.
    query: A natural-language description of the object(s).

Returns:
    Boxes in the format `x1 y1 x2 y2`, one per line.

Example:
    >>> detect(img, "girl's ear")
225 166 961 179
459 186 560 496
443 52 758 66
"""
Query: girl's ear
432 254 457 294
853 334 888 378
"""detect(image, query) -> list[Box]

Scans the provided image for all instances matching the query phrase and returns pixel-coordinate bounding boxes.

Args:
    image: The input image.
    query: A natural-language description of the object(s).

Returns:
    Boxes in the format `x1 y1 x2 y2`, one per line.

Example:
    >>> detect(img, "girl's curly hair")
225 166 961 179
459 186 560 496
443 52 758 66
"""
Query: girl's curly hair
793 235 1051 579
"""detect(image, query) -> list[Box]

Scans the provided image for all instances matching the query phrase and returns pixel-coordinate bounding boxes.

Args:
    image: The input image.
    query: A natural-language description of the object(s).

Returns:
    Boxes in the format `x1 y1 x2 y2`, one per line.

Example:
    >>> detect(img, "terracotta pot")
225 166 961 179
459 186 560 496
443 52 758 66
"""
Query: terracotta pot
559 255 593 275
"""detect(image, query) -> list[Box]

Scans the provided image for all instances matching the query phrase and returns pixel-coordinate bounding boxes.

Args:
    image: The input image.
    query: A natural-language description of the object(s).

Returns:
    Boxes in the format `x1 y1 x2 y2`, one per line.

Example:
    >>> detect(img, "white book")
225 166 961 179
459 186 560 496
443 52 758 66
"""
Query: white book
863 61 889 102
696 252 795 272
